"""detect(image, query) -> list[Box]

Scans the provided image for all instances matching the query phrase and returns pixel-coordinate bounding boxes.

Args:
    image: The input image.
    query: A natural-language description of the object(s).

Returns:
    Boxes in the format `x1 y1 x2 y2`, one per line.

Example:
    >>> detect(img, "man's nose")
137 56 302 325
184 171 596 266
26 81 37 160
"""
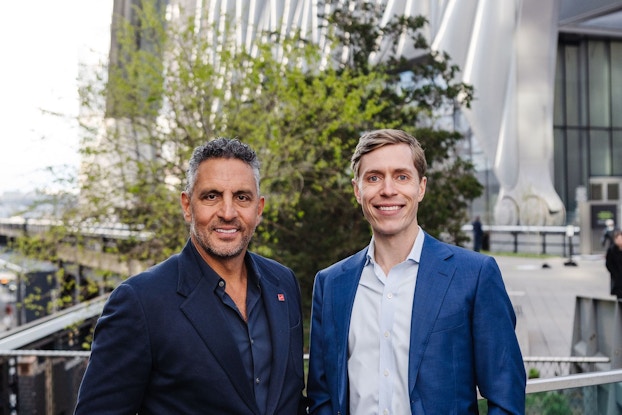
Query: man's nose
219 197 238 220
380 178 397 195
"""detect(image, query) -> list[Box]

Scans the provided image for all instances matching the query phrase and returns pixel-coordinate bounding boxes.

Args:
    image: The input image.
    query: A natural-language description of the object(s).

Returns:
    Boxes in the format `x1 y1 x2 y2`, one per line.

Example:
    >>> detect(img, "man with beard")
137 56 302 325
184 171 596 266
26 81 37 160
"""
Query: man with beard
75 138 306 415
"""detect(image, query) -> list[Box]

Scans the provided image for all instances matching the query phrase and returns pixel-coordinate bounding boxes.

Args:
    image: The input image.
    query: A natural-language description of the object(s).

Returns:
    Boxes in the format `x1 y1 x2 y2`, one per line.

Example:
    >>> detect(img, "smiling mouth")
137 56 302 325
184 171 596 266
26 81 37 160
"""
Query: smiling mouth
377 205 401 211
216 228 238 234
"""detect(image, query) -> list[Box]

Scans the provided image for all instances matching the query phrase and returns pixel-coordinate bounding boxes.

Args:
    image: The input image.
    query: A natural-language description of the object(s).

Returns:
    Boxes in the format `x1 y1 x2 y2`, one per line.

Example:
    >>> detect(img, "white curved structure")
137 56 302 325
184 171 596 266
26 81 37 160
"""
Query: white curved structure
431 0 564 225
156 0 621 225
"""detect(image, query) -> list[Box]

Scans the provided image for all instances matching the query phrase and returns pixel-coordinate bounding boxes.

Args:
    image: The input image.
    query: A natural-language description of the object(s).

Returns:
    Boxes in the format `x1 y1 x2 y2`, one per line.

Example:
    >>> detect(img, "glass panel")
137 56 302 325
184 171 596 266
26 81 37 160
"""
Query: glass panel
553 129 567 206
612 42 622 128
479 382 622 414
613 131 622 176
607 183 619 201
566 130 585 209
525 383 622 414
588 41 610 127
590 130 611 176
555 47 565 125
565 45 581 127
591 183 603 200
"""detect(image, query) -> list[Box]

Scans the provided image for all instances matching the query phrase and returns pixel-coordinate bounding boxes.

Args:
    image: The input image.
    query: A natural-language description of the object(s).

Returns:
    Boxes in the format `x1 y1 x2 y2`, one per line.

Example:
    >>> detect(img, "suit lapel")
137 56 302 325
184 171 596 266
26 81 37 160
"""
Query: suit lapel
408 235 455 394
177 245 259 414
259 266 291 415
332 249 367 402
333 249 367 334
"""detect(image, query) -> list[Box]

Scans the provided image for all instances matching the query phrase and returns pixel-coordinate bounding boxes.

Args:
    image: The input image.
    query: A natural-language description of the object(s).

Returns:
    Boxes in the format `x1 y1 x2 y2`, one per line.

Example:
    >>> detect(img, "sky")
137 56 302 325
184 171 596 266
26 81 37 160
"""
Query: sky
0 1 112 195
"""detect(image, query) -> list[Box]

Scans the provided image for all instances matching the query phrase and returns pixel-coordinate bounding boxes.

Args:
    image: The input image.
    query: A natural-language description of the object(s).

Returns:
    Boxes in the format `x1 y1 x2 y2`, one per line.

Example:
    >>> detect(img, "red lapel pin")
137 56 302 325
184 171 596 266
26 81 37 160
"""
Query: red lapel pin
277 293 285 301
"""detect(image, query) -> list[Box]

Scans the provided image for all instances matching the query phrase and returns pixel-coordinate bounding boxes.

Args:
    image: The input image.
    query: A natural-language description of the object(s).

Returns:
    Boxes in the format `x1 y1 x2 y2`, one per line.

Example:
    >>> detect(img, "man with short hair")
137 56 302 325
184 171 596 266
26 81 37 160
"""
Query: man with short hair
307 129 525 414
75 138 306 415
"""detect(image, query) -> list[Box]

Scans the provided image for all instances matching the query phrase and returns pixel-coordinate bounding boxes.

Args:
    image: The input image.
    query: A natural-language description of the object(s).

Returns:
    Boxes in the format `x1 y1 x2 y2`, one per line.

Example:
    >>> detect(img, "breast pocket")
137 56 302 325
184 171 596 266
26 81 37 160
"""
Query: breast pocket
430 309 467 333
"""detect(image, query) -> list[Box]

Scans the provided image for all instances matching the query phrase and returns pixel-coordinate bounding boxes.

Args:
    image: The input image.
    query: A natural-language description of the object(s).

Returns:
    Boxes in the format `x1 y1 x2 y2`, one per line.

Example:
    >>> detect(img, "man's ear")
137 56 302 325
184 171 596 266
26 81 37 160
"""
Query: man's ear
352 178 362 204
417 176 427 202
180 192 192 222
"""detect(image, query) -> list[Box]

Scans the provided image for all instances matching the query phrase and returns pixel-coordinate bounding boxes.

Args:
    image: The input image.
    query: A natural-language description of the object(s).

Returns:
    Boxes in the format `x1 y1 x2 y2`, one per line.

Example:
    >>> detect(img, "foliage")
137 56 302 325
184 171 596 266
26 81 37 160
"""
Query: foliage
525 392 572 415
21 0 481 314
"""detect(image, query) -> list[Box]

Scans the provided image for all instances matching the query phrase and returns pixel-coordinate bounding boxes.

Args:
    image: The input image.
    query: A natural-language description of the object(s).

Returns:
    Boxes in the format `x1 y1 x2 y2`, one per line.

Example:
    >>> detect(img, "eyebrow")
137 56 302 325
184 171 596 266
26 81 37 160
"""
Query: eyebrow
197 188 256 198
363 167 413 175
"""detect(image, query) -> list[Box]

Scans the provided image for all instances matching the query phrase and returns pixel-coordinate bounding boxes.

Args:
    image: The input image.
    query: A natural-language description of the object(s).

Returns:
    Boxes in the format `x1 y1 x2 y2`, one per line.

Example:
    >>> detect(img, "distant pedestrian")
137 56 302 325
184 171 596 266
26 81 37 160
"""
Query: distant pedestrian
602 219 616 250
605 229 622 299
472 216 483 252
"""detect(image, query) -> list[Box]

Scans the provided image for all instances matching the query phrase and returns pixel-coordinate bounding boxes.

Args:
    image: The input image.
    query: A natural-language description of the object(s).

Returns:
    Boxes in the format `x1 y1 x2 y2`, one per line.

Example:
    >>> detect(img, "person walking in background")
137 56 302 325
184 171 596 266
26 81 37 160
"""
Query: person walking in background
602 218 616 250
306 129 525 414
75 138 307 414
472 215 483 252
606 229 622 300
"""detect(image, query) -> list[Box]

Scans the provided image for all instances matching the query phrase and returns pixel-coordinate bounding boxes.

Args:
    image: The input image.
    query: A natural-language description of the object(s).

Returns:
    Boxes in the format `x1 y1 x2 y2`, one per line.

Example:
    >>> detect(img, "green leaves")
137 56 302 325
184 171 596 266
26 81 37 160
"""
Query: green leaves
57 1 482 314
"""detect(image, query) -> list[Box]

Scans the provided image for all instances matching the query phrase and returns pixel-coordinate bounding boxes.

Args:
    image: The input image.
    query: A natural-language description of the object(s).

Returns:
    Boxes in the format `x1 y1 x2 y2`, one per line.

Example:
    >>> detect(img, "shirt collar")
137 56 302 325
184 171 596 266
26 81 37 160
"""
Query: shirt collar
365 227 425 266
188 240 260 290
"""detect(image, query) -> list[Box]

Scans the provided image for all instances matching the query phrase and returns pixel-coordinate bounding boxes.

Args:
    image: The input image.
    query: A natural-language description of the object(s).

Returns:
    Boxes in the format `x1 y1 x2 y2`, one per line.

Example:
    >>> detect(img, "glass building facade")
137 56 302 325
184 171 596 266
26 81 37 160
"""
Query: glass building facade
554 34 622 220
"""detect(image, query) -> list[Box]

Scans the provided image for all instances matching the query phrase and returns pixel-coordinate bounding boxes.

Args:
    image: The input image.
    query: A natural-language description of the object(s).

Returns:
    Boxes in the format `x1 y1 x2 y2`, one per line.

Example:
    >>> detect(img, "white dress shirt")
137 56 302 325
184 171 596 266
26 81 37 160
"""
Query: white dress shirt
347 229 424 415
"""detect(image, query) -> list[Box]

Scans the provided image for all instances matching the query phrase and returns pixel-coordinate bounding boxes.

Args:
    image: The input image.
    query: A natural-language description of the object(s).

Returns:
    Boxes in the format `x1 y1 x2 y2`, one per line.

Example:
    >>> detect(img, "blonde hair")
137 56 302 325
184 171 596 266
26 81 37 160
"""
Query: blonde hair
351 129 427 180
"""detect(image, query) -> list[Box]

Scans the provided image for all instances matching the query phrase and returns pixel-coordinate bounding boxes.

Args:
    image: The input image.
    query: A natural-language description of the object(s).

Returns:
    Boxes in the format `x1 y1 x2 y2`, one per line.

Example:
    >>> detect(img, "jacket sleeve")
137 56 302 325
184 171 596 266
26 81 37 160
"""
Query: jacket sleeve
474 256 526 415
74 283 151 414
306 271 334 415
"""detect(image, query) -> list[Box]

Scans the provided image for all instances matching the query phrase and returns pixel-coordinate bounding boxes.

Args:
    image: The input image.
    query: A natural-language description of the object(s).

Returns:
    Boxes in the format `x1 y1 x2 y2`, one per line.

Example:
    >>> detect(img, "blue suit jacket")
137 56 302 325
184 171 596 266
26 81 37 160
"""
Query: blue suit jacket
75 240 306 414
307 233 525 414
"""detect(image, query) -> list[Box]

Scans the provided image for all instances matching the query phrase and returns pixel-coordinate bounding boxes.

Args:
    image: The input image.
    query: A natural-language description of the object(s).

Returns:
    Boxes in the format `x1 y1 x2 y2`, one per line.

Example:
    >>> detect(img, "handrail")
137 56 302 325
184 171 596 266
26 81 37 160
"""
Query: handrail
0 296 108 350
0 349 620 396
526 368 622 394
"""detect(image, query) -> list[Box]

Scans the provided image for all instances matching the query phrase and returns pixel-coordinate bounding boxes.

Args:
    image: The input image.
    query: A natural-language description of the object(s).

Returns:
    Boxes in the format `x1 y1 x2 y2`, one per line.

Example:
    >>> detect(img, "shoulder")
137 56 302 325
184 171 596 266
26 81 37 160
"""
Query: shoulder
318 248 367 277
423 233 495 267
117 254 182 298
248 252 299 288
249 252 292 275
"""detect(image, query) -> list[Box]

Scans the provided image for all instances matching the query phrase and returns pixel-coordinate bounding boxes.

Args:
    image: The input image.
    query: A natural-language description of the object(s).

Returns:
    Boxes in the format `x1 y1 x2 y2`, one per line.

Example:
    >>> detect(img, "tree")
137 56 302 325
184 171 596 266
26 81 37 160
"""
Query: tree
24 0 481 313
243 1 482 305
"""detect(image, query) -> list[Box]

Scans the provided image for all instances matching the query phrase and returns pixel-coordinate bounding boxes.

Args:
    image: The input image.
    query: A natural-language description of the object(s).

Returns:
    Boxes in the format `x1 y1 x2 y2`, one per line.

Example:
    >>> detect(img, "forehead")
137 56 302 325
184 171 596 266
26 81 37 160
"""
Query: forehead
359 143 416 173
195 158 257 190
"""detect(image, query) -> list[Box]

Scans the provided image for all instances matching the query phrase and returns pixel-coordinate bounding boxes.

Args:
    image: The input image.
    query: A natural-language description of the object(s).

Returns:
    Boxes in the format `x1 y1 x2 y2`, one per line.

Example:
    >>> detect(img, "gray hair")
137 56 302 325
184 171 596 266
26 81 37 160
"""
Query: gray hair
185 137 261 195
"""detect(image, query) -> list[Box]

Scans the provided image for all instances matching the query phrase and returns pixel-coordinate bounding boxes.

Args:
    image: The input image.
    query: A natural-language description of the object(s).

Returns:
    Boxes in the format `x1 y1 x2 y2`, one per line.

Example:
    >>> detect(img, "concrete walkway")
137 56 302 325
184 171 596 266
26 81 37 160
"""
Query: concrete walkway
493 253 613 358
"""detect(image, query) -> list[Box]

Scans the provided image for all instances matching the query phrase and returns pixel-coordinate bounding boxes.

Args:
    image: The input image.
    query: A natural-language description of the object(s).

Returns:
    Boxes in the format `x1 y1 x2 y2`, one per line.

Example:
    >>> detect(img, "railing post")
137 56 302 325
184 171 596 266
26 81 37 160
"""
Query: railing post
564 226 577 266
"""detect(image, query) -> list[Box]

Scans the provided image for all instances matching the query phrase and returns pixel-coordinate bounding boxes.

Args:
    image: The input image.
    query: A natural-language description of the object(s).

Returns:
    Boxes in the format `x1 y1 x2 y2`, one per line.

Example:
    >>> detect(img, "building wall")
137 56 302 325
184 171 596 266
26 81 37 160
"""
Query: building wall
554 35 622 223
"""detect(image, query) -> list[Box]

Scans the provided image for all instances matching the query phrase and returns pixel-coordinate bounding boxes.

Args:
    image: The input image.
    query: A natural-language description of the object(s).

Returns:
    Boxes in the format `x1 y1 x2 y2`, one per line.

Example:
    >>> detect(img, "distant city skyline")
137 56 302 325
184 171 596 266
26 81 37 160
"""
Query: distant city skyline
0 1 112 195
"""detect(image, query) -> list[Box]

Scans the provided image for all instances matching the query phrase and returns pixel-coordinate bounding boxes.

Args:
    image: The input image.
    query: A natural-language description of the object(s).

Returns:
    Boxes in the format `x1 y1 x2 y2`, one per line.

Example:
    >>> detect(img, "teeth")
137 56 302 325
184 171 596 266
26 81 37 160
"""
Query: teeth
378 206 400 211
217 229 237 233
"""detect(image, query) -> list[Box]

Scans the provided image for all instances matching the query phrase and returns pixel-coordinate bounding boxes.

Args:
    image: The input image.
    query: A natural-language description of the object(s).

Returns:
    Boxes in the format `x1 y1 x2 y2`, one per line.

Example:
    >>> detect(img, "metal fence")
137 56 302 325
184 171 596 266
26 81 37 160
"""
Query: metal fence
0 350 616 414
0 350 89 415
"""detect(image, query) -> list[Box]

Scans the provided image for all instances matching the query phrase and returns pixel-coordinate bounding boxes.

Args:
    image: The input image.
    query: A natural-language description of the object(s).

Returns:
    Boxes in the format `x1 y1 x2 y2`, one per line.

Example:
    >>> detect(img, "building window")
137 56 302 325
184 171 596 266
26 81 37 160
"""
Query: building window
555 36 622 207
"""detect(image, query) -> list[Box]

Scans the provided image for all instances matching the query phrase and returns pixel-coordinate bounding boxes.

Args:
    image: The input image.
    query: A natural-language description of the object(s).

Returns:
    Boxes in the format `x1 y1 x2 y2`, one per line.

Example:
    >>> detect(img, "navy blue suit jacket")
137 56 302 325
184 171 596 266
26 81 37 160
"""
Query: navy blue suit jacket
75 240 305 414
307 233 525 414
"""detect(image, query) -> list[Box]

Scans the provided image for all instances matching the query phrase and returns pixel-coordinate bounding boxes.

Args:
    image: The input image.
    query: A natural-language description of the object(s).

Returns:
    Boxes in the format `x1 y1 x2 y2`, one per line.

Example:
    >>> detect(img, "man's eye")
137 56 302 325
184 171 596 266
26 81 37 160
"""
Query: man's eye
397 175 408 181
368 176 379 182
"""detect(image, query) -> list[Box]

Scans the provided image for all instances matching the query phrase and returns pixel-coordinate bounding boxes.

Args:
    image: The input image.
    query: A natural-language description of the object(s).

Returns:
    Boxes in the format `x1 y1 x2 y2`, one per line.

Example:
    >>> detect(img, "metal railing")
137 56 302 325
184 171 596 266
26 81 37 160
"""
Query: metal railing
0 351 620 414
462 224 579 256
1 218 579 257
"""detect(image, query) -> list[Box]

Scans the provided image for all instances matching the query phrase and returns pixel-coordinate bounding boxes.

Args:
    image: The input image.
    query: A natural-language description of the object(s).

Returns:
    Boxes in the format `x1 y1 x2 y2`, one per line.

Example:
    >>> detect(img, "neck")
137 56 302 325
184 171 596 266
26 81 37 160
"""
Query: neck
373 229 419 274
192 238 248 283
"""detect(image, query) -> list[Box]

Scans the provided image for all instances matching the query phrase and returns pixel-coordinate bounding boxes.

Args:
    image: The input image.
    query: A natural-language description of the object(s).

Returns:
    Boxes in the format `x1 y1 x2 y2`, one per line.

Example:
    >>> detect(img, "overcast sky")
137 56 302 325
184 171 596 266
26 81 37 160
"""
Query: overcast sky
0 1 112 195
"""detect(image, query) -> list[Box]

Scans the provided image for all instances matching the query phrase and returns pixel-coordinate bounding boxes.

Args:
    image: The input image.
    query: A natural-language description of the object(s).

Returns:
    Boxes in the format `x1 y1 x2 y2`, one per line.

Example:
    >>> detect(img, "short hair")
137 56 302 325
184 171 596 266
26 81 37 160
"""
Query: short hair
185 137 260 195
350 129 427 181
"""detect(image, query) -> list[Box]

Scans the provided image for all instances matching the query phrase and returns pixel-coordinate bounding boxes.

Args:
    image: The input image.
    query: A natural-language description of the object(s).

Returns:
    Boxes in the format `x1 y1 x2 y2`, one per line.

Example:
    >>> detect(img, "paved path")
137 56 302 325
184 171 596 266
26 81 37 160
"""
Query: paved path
493 253 612 358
